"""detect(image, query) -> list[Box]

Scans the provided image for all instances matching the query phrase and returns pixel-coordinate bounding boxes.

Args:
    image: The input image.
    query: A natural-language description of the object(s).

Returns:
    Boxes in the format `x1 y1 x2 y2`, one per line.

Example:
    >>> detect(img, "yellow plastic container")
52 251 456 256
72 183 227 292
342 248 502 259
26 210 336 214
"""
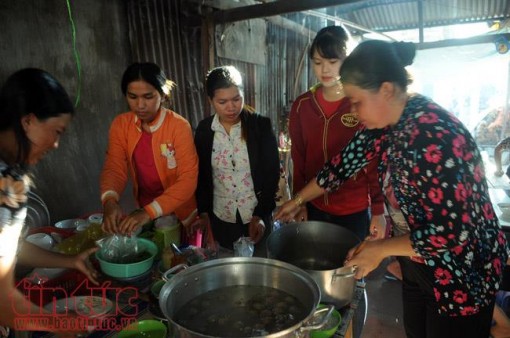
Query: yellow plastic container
153 214 181 255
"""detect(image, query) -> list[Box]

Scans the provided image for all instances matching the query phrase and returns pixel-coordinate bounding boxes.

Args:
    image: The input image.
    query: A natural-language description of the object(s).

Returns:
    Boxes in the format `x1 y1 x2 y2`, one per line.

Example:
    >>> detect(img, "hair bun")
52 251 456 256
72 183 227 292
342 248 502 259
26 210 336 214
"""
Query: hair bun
393 41 416 66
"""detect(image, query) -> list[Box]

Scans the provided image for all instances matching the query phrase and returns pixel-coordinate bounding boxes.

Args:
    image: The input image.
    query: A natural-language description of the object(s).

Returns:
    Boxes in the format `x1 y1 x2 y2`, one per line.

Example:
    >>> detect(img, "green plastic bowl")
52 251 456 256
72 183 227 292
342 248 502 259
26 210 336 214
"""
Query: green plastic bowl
95 238 157 278
118 319 167 338
310 304 342 338
151 279 165 299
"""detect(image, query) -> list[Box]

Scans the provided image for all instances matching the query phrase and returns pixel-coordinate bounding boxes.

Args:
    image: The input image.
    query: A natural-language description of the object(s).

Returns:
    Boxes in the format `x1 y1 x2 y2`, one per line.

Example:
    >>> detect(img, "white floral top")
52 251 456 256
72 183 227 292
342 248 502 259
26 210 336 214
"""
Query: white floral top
211 115 257 224
0 160 29 258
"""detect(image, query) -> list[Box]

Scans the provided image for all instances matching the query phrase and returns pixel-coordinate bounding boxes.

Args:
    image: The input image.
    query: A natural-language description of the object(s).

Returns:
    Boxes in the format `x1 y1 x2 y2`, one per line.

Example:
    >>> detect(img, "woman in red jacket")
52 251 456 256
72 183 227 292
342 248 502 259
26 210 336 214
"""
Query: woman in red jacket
289 26 385 240
100 63 198 235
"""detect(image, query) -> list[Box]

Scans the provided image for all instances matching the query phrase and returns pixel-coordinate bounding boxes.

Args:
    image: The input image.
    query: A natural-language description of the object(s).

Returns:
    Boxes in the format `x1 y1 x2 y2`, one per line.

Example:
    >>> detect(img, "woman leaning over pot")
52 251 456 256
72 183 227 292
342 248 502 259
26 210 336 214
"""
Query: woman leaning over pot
100 62 198 235
0 68 98 336
276 40 508 338
194 65 279 251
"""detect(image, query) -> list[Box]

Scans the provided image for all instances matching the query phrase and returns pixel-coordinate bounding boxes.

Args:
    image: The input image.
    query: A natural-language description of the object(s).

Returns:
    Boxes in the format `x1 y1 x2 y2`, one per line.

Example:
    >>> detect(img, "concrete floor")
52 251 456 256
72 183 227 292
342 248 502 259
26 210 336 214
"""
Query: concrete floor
361 258 406 338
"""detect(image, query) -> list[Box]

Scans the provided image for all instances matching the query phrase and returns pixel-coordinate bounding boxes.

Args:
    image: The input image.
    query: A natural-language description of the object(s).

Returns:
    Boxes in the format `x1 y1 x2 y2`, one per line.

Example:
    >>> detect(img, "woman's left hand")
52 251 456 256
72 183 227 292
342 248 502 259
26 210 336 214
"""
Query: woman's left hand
274 199 301 222
117 208 151 235
344 240 384 280
248 216 265 244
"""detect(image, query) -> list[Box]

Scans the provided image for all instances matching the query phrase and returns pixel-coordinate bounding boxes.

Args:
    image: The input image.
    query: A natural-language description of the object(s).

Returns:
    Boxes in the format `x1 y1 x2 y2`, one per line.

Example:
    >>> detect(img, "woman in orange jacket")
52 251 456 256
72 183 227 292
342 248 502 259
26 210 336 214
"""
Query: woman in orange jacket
100 62 198 235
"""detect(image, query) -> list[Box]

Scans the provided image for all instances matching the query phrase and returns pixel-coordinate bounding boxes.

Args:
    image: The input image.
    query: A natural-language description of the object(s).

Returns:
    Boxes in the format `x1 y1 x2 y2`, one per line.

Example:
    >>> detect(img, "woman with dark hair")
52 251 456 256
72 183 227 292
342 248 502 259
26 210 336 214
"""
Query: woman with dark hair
0 68 98 334
289 26 385 241
194 65 279 250
276 40 508 337
100 62 198 235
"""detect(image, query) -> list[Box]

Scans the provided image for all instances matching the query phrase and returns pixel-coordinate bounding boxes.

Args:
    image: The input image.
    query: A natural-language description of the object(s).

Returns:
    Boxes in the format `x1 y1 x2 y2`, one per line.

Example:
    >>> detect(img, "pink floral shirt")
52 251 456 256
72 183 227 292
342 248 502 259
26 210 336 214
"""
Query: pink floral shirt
211 115 257 224
317 94 508 316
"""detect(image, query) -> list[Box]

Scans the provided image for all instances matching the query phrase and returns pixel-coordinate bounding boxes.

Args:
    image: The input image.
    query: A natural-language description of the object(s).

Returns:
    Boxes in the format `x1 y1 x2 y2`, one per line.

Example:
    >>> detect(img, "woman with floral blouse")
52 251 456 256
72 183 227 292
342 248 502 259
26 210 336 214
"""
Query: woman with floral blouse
194 65 279 251
276 40 508 338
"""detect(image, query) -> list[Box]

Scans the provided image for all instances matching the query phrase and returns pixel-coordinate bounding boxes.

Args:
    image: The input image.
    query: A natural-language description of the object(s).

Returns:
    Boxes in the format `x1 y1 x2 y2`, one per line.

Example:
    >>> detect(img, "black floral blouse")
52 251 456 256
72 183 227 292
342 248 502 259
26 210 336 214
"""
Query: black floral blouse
317 94 508 316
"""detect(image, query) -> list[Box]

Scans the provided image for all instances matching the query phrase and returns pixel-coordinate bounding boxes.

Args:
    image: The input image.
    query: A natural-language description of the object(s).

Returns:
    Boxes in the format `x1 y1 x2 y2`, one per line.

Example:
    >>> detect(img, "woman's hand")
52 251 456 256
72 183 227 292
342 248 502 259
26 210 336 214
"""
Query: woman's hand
344 240 385 279
367 214 387 240
196 213 218 250
294 206 308 222
248 216 265 243
71 247 100 285
185 214 206 237
102 199 123 234
274 199 302 222
117 208 151 235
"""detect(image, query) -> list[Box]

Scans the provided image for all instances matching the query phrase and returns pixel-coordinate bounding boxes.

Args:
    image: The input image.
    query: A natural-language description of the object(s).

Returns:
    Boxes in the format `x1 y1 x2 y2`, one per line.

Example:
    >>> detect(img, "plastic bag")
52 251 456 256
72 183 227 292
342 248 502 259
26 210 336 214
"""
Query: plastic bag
96 234 141 264
233 236 254 257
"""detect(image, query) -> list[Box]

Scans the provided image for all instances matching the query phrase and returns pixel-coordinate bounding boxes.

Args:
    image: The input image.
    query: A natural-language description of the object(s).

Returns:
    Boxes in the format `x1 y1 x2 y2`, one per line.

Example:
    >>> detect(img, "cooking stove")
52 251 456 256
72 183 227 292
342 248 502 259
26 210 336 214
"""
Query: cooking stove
333 281 367 338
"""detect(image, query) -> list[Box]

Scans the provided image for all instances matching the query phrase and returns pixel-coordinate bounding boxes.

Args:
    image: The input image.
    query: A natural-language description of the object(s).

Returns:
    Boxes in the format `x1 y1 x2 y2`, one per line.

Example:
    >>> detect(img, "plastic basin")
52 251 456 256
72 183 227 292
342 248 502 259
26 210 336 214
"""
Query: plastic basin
95 238 157 278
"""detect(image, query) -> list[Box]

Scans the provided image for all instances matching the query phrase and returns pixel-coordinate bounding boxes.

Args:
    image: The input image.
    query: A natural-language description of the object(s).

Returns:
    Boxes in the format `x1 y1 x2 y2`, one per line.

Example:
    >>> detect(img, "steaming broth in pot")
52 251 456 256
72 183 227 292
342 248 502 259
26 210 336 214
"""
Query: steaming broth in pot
174 285 308 337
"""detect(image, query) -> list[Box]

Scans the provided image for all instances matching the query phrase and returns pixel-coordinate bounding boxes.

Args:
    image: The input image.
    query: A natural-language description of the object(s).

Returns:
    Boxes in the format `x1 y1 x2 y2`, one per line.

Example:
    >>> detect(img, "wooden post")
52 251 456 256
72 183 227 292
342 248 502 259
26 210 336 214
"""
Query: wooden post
201 12 215 117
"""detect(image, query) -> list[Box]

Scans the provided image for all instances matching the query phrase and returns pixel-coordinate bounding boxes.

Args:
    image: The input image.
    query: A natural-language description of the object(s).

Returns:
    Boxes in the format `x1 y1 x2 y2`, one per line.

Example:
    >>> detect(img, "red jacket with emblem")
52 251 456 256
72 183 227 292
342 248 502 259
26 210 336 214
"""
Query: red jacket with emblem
289 85 384 216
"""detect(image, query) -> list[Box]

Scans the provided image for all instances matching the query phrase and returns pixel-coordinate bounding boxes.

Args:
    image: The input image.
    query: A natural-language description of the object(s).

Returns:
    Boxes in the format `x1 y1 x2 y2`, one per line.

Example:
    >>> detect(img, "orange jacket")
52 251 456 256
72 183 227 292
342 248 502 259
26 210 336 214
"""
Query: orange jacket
100 108 198 223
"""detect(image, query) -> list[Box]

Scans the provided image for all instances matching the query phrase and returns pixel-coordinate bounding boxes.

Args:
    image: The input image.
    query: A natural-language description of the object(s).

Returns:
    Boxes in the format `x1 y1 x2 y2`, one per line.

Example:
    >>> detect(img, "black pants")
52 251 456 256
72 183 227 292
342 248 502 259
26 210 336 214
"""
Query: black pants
306 203 369 241
398 257 494 338
210 211 269 252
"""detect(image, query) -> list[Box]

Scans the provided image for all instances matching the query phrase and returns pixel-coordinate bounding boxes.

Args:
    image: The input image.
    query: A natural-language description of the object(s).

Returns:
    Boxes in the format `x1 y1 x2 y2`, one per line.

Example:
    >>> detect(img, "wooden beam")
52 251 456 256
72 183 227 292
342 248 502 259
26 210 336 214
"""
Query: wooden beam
416 33 510 50
207 0 316 37
212 0 363 24
302 10 395 41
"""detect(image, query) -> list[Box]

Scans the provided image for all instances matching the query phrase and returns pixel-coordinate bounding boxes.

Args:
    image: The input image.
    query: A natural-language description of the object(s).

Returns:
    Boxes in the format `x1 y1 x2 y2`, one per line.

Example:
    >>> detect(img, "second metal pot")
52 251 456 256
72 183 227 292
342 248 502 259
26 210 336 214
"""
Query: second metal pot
266 221 361 308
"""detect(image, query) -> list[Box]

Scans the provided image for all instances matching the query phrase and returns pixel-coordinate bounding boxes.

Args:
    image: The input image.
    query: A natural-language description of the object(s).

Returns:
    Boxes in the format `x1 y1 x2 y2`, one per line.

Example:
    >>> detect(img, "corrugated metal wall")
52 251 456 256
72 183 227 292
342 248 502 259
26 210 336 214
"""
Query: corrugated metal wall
217 16 314 134
126 0 205 129
126 1 333 134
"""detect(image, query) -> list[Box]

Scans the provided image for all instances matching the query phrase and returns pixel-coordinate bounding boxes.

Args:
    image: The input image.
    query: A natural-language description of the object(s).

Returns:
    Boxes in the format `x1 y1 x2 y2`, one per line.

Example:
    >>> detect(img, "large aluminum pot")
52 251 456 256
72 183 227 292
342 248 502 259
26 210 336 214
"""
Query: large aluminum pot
266 222 360 308
159 257 331 338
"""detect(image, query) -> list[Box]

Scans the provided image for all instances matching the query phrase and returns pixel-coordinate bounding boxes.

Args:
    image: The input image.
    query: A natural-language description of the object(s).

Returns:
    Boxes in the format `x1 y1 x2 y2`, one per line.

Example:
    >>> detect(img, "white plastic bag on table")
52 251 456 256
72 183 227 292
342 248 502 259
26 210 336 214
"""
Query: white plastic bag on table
96 234 141 263
233 236 254 257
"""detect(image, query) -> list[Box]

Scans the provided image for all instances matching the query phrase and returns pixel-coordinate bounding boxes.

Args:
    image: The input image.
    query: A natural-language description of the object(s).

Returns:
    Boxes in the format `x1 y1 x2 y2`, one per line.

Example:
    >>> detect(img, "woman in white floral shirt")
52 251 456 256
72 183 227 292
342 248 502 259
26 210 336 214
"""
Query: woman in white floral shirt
0 69 98 336
194 66 280 250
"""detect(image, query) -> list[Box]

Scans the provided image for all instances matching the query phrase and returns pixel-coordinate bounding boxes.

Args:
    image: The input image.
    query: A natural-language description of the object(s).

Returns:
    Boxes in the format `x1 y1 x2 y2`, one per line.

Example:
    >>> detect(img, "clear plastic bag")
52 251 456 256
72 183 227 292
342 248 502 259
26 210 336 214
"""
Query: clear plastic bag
233 236 254 257
96 234 141 264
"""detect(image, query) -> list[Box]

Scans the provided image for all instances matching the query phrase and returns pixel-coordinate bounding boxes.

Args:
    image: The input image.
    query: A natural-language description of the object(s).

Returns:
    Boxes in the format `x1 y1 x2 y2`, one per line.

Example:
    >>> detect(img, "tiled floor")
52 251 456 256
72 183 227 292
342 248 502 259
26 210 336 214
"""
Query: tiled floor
360 258 406 338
